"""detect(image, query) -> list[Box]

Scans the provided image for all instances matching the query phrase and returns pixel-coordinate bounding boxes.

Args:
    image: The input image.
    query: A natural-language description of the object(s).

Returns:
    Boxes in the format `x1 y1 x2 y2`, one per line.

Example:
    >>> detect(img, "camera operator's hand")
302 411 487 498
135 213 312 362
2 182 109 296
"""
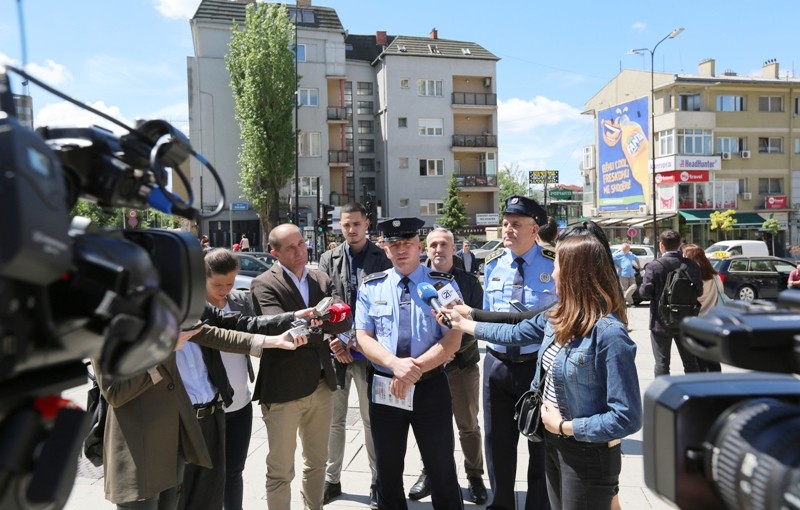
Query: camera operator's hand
329 337 354 363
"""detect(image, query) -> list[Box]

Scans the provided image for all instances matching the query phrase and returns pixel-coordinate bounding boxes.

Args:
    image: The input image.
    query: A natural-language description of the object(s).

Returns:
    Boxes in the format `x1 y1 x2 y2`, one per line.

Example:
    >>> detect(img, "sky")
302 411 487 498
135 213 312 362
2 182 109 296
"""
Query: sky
1 0 799 186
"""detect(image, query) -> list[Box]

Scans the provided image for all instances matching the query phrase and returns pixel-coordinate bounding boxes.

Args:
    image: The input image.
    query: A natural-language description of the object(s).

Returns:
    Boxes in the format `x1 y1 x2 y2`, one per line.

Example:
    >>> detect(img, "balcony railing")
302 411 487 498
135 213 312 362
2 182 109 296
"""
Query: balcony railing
328 150 350 164
327 106 349 121
452 92 497 106
453 174 498 187
452 134 497 148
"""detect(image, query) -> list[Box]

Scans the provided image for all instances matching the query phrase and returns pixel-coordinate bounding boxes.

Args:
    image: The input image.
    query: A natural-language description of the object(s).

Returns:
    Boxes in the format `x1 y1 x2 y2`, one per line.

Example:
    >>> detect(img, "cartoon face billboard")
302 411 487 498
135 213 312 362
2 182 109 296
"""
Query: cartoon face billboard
597 97 649 211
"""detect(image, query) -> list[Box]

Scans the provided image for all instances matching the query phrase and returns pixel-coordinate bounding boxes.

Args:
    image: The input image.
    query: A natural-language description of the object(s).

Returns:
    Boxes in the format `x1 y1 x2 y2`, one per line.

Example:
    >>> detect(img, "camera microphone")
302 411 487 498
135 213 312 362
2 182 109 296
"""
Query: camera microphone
417 282 452 328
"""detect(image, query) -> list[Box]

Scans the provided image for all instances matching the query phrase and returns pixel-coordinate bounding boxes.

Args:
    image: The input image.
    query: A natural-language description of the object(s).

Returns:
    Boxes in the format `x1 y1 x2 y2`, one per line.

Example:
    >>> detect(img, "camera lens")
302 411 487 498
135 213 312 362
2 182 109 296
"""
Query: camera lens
706 398 800 510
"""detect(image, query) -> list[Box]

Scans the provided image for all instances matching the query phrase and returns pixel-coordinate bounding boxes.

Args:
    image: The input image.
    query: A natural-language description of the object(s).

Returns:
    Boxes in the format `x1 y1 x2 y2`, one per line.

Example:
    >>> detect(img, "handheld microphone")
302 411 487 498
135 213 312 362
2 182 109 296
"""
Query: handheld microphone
318 302 351 323
417 282 452 328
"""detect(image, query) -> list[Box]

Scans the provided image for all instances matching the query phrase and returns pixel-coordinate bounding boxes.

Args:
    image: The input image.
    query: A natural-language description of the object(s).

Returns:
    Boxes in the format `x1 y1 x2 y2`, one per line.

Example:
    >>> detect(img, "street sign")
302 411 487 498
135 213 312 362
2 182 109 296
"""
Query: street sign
476 213 500 226
128 209 138 218
231 202 249 211
528 170 559 184
549 189 573 200
627 227 638 238
128 217 138 228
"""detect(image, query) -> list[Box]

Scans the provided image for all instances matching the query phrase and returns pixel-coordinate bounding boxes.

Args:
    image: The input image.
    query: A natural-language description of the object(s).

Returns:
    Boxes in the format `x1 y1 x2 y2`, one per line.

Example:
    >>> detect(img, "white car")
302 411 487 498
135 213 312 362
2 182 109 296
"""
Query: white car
610 244 655 268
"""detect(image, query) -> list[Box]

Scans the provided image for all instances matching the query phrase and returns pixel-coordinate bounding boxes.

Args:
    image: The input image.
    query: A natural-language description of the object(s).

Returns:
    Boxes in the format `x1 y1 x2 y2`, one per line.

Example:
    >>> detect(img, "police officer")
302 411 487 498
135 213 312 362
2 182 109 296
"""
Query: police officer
482 195 556 510
355 218 464 510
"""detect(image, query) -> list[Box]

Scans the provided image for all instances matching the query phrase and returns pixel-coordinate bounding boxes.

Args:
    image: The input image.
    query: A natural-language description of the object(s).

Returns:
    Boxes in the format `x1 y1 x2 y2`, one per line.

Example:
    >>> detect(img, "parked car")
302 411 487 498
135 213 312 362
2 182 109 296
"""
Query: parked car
610 244 656 268
246 251 277 269
709 254 795 301
706 240 769 258
234 273 254 291
235 253 272 277
472 239 504 273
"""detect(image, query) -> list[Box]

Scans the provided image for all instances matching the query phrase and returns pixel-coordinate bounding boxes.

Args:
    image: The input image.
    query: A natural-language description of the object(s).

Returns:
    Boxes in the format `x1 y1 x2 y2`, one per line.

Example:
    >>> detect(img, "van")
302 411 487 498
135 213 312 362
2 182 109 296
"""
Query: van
705 240 769 258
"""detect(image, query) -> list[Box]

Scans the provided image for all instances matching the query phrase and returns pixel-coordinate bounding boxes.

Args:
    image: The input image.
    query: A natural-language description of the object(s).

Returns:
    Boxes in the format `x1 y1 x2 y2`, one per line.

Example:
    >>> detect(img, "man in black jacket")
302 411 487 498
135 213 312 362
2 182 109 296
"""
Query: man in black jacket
638 229 703 377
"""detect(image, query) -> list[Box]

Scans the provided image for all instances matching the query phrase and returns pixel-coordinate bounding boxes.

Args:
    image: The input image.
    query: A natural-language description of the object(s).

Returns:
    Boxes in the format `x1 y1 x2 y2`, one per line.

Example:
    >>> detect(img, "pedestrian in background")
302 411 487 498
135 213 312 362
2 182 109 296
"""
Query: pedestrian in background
612 244 640 307
680 244 722 372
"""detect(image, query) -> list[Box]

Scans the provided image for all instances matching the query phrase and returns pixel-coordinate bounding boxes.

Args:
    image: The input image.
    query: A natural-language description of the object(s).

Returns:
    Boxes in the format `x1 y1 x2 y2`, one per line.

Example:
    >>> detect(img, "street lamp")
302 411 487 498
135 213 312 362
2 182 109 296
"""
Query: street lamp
629 27 684 256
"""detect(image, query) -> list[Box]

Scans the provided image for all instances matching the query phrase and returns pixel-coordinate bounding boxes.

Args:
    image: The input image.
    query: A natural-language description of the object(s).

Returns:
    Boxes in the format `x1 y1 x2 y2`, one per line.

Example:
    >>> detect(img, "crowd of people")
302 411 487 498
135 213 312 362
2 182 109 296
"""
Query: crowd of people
90 195 735 510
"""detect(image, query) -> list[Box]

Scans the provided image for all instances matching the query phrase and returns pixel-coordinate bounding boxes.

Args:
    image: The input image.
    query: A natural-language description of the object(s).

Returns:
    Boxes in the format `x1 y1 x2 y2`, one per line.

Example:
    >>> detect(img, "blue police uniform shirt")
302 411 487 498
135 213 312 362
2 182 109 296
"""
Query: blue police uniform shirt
355 264 460 372
613 251 639 278
483 243 556 355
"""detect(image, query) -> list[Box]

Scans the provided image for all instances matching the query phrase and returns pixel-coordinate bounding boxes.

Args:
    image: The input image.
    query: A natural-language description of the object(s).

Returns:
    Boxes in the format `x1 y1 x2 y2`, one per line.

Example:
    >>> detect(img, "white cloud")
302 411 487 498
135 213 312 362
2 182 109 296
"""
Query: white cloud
35 100 133 135
154 0 202 19
0 52 72 86
631 21 647 32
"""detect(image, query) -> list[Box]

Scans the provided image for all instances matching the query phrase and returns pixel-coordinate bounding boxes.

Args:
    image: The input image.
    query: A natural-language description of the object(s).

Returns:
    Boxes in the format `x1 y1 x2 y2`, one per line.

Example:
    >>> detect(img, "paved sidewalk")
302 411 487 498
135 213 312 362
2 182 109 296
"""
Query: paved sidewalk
63 305 684 509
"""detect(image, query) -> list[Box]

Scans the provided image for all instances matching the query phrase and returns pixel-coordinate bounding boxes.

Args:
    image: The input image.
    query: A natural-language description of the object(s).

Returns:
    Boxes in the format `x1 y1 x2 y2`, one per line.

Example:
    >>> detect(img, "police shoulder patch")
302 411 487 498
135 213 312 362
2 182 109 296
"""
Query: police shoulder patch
541 247 555 261
484 248 504 265
428 271 454 281
361 272 388 286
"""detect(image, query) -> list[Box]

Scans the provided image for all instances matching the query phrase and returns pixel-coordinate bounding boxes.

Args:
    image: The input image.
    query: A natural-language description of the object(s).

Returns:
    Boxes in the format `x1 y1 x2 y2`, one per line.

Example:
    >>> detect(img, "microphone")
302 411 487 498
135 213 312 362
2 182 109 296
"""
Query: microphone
318 302 351 323
417 282 452 328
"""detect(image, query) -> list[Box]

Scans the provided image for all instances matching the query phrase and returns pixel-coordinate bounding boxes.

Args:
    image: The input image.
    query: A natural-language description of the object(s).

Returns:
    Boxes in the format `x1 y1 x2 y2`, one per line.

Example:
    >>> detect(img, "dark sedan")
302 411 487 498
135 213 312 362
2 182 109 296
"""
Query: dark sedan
236 253 272 277
710 255 796 301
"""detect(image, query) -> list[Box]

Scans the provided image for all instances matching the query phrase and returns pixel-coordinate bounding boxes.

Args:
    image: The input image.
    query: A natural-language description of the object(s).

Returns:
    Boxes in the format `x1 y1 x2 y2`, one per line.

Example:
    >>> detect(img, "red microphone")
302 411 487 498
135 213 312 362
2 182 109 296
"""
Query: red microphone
319 303 351 323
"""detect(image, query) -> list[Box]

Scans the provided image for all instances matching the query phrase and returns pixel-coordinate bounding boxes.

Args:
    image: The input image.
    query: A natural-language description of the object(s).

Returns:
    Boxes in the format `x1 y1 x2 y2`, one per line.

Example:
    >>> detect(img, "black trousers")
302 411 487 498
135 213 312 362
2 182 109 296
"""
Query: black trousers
224 404 253 510
178 409 226 510
117 458 184 510
483 352 549 510
369 372 463 510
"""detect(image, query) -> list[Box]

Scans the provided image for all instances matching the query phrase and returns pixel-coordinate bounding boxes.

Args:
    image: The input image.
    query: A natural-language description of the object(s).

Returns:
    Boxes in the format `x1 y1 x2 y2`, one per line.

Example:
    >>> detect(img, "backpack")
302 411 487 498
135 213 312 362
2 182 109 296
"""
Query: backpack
656 258 700 329
84 362 107 467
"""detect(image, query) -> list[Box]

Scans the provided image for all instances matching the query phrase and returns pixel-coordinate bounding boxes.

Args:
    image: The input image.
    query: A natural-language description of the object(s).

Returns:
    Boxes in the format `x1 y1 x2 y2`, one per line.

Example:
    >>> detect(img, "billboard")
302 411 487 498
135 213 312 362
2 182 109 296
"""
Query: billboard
597 97 649 211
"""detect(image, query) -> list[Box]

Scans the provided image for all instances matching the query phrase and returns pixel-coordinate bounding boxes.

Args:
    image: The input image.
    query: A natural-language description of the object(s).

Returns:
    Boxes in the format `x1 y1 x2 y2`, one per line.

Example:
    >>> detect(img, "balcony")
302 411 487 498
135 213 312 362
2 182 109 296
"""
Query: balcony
454 174 498 188
452 92 497 106
327 107 349 121
328 150 350 165
452 134 497 148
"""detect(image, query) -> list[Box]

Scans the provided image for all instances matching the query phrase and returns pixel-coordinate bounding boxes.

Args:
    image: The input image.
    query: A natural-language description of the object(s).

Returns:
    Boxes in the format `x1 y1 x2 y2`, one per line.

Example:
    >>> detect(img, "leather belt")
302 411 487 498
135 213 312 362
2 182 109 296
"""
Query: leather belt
487 347 537 363
374 365 444 383
547 431 621 448
193 400 221 419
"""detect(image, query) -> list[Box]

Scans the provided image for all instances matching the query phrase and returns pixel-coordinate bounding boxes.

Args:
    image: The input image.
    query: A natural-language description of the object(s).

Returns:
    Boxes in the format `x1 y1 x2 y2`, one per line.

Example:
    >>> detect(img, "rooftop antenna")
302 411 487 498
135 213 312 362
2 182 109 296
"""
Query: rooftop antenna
16 0 29 94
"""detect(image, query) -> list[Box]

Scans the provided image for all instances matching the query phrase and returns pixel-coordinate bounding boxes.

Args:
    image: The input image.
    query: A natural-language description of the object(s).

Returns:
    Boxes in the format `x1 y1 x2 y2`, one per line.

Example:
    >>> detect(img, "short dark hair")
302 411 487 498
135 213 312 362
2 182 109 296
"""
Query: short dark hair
340 202 367 216
538 217 558 244
660 229 681 251
204 248 239 277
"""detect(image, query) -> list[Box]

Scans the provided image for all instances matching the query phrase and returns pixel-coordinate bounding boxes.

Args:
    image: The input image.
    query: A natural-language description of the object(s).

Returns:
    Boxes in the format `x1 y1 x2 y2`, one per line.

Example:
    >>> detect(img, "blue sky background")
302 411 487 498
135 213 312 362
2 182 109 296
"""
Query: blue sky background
1 0 798 186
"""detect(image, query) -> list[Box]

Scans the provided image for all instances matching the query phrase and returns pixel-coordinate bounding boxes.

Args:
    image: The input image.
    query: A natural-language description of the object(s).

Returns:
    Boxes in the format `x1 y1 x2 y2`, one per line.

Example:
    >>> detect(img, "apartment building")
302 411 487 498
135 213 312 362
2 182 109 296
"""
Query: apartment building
583 59 800 252
188 0 499 247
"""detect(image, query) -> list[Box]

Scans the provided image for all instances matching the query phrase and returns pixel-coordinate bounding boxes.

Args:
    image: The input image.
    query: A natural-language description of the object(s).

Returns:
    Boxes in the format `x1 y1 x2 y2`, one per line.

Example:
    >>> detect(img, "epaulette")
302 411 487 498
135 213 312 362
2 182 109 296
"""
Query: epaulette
428 271 455 281
361 272 388 286
484 248 504 265
541 247 555 261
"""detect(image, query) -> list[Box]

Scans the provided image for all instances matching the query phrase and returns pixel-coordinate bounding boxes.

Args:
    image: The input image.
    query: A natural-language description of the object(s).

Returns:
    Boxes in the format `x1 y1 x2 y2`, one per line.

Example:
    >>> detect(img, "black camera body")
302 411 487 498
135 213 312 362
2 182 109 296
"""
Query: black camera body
644 294 800 510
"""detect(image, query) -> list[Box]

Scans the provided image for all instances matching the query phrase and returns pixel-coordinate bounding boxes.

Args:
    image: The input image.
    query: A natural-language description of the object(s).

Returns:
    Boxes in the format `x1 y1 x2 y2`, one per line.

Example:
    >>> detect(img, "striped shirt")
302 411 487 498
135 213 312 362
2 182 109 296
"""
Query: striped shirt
540 341 561 408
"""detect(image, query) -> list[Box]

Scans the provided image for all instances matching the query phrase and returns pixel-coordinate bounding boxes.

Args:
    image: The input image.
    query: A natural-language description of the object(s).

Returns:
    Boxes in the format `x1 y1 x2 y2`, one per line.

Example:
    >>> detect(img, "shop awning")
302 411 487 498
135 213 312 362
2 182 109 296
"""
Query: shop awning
628 214 676 228
678 210 766 226
598 217 631 226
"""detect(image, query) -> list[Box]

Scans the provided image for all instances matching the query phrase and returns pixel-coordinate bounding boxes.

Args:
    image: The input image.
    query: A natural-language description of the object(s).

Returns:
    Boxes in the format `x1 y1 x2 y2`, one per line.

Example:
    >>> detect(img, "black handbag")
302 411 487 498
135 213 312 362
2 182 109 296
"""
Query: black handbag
514 368 547 442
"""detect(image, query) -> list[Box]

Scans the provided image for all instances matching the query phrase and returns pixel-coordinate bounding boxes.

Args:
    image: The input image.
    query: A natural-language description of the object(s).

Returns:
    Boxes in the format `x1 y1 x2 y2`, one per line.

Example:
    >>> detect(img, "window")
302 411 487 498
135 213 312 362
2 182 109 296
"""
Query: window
758 137 783 154
359 159 375 173
738 178 748 194
419 199 444 216
400 79 410 89
358 139 374 153
357 81 373 96
418 79 443 97
679 94 702 111
290 176 319 197
657 129 675 156
678 129 713 155
758 178 783 194
358 120 373 134
795 138 800 154
357 101 373 115
419 158 444 176
428 44 442 55
399 157 409 168
288 8 315 23
582 145 595 169
297 88 318 107
399 198 410 208
796 97 800 114
292 44 306 62
717 95 746 112
359 177 376 195
297 132 320 157
758 96 783 112
716 137 747 154
418 118 443 136
480 152 497 176
398 117 407 128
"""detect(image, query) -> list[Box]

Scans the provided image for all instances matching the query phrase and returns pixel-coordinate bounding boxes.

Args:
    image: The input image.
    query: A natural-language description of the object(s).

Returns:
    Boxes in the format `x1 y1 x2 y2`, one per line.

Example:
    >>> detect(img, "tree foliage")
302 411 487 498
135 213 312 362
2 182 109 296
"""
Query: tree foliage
437 174 468 233
70 201 180 230
226 3 296 234
498 163 527 217
709 209 737 240
761 215 780 255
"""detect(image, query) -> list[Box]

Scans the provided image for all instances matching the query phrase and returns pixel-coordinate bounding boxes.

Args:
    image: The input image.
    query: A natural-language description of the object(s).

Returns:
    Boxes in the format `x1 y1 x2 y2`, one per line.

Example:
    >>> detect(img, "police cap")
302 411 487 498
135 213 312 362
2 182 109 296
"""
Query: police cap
377 217 425 242
504 195 547 227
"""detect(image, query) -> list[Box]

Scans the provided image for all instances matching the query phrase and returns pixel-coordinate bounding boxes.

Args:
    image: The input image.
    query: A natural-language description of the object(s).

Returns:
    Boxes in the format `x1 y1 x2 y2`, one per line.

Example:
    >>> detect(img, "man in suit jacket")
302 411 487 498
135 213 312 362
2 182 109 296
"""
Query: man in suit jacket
318 203 392 508
250 224 352 510
455 240 480 274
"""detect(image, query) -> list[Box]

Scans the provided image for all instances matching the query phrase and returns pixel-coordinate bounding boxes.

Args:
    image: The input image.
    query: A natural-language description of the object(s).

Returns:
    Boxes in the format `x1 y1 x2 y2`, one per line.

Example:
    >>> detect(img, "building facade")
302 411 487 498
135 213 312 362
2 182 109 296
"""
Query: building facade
583 59 800 254
188 0 499 247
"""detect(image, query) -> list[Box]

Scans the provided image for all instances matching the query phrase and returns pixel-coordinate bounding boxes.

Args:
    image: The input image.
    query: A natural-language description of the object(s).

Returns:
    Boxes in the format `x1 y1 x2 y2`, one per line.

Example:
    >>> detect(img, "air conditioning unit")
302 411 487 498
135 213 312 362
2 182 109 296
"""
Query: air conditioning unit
721 152 731 160
483 77 492 88
741 192 752 200
589 208 598 217
741 150 751 159
638 204 648 214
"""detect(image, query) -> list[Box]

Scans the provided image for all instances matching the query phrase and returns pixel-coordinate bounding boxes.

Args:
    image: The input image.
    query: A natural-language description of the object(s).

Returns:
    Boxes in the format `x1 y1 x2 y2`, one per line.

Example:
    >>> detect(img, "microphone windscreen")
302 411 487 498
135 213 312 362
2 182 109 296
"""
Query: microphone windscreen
416 282 439 303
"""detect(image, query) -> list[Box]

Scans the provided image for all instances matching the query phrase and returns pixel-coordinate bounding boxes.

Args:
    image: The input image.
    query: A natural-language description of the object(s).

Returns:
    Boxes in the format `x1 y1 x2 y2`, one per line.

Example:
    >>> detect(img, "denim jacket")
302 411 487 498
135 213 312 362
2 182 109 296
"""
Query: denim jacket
475 312 642 443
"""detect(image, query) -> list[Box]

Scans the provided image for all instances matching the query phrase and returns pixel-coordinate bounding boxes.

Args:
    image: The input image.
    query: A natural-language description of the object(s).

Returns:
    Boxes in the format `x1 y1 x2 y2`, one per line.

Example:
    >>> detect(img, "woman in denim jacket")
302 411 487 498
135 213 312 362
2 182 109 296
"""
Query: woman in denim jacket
442 223 642 510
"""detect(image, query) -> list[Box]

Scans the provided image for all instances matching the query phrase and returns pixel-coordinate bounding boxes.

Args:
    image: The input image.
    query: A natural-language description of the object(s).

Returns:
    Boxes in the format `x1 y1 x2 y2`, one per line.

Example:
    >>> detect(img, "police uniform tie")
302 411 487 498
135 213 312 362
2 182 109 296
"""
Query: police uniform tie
397 276 412 358
508 257 525 361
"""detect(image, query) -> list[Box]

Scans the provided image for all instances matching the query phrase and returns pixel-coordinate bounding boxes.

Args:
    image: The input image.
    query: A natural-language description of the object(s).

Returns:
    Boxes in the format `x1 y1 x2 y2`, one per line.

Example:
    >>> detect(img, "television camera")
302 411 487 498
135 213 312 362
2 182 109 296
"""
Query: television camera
0 65 225 509
644 291 800 510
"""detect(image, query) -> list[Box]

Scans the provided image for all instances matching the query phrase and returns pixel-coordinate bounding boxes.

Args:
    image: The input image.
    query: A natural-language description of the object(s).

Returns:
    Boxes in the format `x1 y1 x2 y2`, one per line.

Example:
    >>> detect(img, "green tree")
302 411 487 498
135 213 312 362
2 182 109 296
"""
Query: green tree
226 3 296 235
437 174 468 233
70 200 125 229
761 215 780 255
498 163 527 217
709 209 737 240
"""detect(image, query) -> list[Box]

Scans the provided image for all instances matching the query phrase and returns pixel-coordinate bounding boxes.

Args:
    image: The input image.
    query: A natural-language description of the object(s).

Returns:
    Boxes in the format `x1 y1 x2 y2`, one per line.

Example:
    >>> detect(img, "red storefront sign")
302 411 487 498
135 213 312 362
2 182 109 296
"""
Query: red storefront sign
654 170 709 184
765 195 787 209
